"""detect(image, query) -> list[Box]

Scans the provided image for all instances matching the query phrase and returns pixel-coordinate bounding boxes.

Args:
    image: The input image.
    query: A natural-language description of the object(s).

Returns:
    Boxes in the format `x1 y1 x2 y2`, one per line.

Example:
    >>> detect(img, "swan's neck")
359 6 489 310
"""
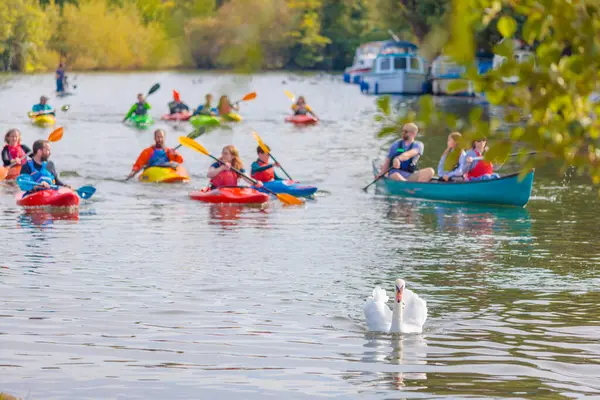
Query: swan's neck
390 299 403 333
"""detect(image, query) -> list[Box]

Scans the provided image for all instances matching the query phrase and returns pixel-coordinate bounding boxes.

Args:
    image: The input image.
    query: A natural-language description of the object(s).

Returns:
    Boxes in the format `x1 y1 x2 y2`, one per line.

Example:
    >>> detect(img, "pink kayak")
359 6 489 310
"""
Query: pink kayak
161 112 192 121
285 114 318 125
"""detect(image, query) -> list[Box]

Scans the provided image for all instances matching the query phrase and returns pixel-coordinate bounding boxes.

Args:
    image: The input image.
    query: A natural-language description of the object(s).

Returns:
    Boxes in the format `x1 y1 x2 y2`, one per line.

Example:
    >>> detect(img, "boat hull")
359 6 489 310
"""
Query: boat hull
190 187 269 204
16 188 80 208
285 115 318 125
372 161 534 207
258 180 318 197
31 114 56 127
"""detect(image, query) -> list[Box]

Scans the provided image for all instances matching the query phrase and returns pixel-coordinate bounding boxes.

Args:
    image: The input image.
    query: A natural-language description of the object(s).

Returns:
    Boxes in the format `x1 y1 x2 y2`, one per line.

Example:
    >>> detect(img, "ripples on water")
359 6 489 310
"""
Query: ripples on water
1 73 599 399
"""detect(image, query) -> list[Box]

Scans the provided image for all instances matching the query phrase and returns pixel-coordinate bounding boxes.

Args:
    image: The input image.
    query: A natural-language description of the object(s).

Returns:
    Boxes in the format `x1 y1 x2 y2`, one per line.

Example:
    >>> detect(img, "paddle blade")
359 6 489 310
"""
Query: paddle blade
284 90 295 101
252 132 270 154
76 185 96 199
276 192 304 206
16 175 36 191
242 92 257 101
189 127 206 140
179 136 210 155
173 90 180 102
0 167 8 181
61 105 70 112
48 127 64 142
148 83 160 96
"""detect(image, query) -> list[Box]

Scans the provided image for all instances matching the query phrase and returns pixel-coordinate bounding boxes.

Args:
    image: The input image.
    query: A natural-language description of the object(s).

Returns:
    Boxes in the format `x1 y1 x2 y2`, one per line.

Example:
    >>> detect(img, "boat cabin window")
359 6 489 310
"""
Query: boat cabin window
379 57 392 71
410 57 420 71
393 57 406 70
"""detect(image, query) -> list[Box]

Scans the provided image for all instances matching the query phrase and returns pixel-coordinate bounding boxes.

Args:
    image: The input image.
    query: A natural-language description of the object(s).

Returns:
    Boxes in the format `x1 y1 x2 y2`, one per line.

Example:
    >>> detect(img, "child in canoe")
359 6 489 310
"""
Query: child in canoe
208 145 262 188
437 132 467 182
463 137 500 181
251 145 282 183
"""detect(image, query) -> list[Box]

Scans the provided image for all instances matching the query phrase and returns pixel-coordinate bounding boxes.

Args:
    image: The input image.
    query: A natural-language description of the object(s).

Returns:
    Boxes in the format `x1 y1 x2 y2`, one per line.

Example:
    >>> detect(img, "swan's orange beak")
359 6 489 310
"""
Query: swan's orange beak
395 284 403 303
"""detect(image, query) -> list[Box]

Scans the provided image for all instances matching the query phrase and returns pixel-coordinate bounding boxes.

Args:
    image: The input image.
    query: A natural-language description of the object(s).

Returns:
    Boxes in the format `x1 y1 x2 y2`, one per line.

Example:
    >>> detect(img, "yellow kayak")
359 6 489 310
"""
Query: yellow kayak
139 165 190 183
221 112 242 122
31 114 56 127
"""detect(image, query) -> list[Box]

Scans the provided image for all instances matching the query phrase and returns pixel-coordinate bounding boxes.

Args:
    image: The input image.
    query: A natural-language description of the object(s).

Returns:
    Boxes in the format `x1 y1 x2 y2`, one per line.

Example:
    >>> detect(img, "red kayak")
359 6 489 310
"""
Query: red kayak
16 188 80 208
160 111 192 121
189 187 269 204
285 114 318 125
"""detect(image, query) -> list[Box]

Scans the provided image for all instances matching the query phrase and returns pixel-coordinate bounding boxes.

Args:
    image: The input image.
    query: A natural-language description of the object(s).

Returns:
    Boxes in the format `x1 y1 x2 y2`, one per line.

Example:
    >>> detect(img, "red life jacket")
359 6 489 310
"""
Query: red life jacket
210 169 239 188
7 144 26 164
251 159 274 182
467 150 494 179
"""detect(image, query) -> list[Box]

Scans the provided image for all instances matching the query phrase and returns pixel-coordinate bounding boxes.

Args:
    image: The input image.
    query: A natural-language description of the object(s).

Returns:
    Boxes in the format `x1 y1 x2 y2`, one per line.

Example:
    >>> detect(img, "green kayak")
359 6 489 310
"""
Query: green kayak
127 114 154 129
190 114 220 128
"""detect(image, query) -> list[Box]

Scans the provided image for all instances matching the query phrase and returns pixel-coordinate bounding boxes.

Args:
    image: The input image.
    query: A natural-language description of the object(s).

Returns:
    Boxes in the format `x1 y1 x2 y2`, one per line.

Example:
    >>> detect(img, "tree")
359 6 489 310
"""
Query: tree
376 0 600 186
287 0 331 68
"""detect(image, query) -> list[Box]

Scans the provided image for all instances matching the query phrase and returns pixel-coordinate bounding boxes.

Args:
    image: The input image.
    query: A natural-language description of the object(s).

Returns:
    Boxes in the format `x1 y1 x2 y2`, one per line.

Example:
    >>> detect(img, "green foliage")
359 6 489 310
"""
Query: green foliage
376 0 600 184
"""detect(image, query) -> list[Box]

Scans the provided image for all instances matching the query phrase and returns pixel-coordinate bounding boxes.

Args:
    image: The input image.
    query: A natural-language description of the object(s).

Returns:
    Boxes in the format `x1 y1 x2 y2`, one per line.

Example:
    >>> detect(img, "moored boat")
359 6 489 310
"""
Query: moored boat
360 50 427 95
372 161 534 207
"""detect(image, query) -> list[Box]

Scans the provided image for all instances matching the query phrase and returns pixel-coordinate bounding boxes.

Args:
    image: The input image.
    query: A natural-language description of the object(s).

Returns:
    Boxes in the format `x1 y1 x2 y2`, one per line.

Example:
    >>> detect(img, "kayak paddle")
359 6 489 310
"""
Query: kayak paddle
234 92 257 105
16 175 96 199
177 136 304 206
147 83 160 98
125 127 205 181
0 127 65 182
61 105 70 112
252 131 293 180
284 90 295 102
363 167 390 192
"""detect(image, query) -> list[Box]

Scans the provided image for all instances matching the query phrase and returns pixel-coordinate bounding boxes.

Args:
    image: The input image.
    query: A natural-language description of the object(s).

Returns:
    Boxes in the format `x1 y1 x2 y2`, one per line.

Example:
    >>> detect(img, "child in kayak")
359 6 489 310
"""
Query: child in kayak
31 96 55 116
20 139 72 190
251 145 282 183
127 129 183 179
292 96 318 119
3 129 31 168
167 91 190 115
123 93 151 122
208 145 262 188
437 132 466 182
193 94 217 116
216 95 239 116
463 137 500 181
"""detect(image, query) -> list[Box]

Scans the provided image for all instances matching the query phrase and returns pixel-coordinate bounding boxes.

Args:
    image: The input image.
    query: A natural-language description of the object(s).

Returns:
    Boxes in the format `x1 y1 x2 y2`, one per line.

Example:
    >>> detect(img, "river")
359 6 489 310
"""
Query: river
1 72 599 399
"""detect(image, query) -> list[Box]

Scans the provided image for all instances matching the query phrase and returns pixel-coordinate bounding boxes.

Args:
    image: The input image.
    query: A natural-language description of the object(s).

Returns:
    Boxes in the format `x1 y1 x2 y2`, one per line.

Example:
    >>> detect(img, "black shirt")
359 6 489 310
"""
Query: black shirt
20 159 66 187
2 144 32 166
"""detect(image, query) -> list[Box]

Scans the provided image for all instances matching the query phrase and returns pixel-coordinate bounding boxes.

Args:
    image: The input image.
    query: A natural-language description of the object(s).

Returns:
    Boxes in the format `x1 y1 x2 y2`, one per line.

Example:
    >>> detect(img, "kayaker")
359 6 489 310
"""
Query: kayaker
463 137 500 181
123 93 151 122
377 122 434 182
31 96 55 116
216 95 239 116
193 94 216 116
167 97 190 115
127 129 184 179
437 132 467 182
208 145 262 188
251 145 282 183
19 139 71 190
292 96 317 119
56 63 66 94
2 129 31 170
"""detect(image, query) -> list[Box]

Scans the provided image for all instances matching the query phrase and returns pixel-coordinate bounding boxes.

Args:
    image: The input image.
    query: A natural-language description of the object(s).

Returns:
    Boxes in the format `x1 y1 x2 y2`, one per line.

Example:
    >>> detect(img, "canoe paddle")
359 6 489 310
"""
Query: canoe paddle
16 175 96 199
363 166 391 192
283 90 319 120
124 127 205 181
234 92 257 105
0 127 64 182
252 131 293 180
178 136 304 206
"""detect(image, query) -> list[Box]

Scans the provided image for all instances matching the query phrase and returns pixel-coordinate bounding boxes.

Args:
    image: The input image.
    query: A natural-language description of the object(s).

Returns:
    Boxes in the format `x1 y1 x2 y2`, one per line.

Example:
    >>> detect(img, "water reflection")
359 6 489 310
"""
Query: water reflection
18 208 79 228
207 203 270 230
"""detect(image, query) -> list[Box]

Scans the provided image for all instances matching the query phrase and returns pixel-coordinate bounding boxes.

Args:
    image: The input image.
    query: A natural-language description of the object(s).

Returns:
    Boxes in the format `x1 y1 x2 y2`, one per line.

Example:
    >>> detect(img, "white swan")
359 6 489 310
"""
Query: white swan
364 279 428 334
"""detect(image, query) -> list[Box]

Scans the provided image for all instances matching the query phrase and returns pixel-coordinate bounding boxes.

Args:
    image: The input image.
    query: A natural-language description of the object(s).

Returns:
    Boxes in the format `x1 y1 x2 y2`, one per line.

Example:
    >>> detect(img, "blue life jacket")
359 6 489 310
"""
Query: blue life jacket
135 102 147 116
391 140 419 172
27 160 55 185
148 148 169 167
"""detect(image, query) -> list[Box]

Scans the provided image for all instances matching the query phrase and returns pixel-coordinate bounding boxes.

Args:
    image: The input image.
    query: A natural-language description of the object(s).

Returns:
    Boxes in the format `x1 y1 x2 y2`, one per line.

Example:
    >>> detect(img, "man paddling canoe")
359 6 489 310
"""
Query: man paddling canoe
377 122 434 182
20 140 72 190
127 129 184 179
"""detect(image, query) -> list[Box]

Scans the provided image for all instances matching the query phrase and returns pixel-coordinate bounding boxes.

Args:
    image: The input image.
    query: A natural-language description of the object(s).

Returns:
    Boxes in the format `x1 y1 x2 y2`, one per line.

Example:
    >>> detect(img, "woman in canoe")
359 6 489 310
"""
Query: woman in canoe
2 129 31 179
463 137 500 181
208 145 262 188
251 145 282 183
292 96 318 119
437 132 467 182
216 95 239 117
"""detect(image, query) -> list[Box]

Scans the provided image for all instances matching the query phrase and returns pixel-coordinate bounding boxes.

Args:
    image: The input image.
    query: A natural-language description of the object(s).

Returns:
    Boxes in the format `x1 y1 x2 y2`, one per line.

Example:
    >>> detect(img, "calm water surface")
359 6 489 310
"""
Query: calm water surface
1 72 599 399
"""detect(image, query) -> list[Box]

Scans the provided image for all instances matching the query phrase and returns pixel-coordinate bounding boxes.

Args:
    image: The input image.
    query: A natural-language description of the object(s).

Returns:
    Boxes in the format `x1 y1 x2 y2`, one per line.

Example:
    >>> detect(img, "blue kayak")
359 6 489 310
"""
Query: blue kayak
257 180 318 197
